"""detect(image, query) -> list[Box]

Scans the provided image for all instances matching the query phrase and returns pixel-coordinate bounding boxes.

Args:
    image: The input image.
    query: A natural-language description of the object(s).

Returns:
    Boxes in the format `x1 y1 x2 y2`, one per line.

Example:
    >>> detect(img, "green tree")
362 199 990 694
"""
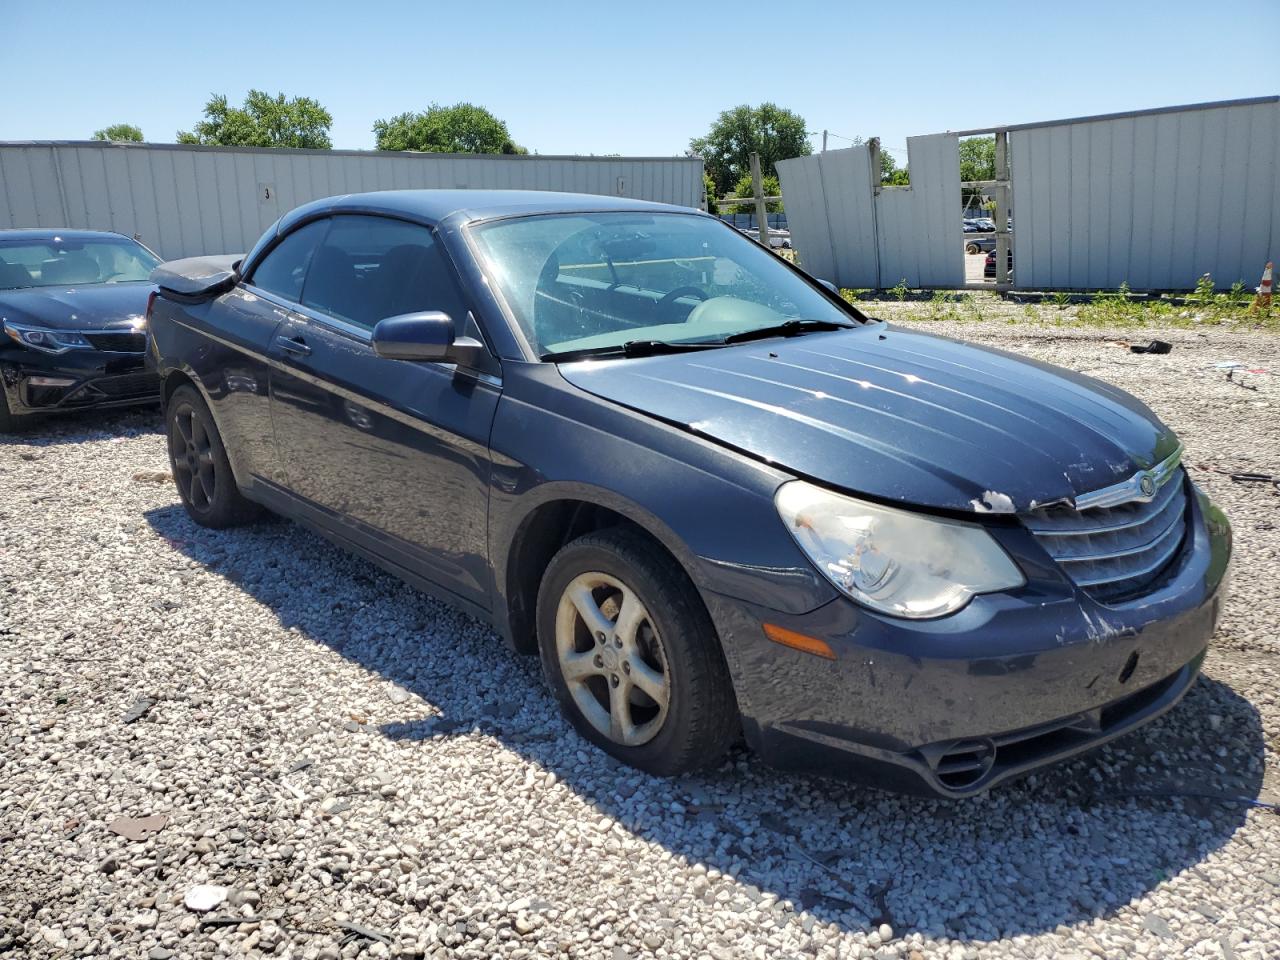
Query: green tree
959 136 996 203
879 148 909 185
727 173 783 214
92 123 143 142
373 103 526 154
959 136 996 181
704 172 719 213
177 91 333 149
690 103 810 195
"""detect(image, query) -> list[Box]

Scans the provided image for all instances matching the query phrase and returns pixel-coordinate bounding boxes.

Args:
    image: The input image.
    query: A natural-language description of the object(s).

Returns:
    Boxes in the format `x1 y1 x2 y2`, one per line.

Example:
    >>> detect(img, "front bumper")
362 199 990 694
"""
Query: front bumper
704 487 1231 798
1 350 160 417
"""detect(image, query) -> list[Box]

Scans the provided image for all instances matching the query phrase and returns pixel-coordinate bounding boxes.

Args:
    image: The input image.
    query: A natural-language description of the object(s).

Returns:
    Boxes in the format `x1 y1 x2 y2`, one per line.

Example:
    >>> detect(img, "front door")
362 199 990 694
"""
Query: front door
267 214 500 608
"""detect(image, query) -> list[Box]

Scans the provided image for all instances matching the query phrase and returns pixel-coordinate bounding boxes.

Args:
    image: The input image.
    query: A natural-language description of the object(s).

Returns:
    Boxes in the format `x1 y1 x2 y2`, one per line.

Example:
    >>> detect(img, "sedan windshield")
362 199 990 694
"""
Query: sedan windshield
469 212 857 358
0 236 160 291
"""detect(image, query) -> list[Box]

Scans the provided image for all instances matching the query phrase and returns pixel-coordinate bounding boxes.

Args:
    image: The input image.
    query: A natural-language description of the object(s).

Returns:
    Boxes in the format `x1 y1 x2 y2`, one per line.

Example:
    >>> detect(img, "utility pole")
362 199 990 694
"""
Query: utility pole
749 152 771 250
822 129 828 152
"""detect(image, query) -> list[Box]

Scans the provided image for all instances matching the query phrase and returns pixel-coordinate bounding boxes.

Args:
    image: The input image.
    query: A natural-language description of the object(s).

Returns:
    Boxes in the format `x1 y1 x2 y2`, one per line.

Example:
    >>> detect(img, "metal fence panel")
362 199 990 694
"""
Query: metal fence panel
877 133 964 288
779 136 962 289
0 142 704 259
1009 99 1279 290
776 151 839 282
821 147 879 286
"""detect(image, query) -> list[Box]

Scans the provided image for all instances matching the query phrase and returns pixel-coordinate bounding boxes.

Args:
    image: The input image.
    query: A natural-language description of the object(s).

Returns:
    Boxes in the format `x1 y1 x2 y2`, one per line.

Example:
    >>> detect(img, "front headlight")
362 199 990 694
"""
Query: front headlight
2 321 92 354
776 480 1024 619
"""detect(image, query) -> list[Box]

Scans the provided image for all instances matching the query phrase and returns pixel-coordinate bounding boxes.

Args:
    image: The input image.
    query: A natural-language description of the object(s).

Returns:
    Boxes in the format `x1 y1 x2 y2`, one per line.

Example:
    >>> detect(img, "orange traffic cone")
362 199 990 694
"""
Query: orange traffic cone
1250 261 1273 314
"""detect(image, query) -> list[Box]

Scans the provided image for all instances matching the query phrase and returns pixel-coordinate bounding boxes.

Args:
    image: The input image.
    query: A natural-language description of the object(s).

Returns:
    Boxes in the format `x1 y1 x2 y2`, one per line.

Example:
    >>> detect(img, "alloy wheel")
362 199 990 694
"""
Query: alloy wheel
169 404 217 511
554 571 670 746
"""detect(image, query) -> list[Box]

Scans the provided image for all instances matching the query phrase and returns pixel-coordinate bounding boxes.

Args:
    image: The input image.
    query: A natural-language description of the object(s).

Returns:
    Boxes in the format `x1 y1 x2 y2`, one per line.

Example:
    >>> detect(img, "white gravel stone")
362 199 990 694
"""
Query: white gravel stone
183 884 228 912
1 313 1277 960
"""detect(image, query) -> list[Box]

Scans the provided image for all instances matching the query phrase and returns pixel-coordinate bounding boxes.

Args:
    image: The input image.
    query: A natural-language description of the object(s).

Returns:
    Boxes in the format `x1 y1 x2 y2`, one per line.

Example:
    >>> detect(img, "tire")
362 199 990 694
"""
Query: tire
0 388 20 434
536 528 738 776
966 243 980 255
165 384 262 528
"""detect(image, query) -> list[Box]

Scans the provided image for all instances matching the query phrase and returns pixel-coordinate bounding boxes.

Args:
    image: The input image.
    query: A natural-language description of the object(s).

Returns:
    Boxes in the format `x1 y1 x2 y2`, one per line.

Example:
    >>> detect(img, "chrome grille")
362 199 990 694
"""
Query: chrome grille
1025 454 1189 603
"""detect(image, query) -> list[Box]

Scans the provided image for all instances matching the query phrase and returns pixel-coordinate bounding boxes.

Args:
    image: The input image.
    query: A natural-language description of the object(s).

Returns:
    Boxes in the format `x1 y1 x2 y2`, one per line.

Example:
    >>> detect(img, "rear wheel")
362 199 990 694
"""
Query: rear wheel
165 384 261 528
536 528 738 776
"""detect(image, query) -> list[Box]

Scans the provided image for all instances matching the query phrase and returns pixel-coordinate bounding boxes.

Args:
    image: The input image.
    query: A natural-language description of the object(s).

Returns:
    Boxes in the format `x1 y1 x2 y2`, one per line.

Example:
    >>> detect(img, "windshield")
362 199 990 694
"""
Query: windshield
0 236 160 291
469 212 856 357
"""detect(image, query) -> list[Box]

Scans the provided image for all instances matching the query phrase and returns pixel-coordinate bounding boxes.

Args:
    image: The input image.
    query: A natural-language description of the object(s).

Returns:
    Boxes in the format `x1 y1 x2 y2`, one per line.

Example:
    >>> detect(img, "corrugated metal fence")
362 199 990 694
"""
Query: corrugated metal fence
1009 97 1280 290
0 142 704 260
780 96 1279 291
777 135 963 289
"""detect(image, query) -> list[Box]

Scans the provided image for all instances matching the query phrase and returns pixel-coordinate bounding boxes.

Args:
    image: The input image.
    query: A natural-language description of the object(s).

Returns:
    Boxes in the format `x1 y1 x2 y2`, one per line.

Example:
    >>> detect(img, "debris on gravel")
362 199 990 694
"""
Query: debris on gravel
1 315 1278 959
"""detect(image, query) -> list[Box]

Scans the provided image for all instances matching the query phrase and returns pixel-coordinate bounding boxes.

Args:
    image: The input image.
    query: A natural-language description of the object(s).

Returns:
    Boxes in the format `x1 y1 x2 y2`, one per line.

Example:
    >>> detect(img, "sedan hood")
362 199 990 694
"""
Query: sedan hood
557 324 1178 514
0 283 153 331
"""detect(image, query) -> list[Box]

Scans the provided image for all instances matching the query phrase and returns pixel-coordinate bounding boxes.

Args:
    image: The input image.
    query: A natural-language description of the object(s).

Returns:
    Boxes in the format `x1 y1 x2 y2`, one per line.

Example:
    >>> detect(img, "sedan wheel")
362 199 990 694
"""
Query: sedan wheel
537 528 739 776
555 572 670 746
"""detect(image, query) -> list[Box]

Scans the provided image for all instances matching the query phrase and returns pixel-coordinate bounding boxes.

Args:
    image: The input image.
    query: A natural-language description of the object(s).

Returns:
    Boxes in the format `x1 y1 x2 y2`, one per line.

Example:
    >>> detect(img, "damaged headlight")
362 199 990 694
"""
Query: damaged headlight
775 480 1024 619
2 321 92 354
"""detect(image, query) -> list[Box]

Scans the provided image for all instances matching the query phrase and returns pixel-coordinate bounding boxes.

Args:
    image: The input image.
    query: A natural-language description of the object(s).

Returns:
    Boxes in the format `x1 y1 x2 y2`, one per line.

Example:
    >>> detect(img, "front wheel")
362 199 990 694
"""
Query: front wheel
165 384 262 528
536 529 738 776
0 388 20 434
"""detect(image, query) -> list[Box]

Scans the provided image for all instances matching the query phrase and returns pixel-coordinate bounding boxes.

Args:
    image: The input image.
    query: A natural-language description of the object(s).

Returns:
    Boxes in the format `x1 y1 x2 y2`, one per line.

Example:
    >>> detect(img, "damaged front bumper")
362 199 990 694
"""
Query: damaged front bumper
703 486 1231 798
1 350 160 418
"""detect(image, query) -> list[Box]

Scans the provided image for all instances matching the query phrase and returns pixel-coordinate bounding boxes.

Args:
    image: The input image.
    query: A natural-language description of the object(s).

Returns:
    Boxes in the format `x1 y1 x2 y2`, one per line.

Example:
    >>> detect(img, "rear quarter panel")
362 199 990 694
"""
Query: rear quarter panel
149 286 285 489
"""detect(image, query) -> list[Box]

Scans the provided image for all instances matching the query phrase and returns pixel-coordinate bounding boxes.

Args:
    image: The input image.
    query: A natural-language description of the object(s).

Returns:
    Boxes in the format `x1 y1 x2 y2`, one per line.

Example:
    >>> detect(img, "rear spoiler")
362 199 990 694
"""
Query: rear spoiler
150 254 243 301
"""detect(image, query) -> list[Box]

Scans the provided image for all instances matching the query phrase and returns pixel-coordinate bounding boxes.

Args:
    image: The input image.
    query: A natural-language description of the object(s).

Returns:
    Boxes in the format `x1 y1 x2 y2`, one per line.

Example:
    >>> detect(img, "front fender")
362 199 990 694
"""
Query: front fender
488 363 838 617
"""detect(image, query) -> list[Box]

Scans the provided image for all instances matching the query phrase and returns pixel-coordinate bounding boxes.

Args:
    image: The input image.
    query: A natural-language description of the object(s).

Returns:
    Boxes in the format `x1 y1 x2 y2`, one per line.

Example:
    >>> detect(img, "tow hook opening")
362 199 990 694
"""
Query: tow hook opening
1118 651 1140 685
926 738 997 791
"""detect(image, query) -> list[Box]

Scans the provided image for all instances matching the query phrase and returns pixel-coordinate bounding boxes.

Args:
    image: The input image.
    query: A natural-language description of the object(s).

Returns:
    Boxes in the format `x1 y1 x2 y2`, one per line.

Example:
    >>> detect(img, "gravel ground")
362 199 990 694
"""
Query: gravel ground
2 314 1279 960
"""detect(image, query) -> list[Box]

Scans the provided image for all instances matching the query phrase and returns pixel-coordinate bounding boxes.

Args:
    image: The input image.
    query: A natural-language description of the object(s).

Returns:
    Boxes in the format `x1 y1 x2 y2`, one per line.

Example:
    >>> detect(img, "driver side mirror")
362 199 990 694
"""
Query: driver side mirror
816 278 839 294
371 311 485 366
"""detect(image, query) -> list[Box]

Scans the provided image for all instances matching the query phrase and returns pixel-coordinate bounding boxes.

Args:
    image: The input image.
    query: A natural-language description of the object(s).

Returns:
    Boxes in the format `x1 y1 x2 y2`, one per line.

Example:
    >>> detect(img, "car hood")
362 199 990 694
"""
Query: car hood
556 324 1178 514
0 283 154 331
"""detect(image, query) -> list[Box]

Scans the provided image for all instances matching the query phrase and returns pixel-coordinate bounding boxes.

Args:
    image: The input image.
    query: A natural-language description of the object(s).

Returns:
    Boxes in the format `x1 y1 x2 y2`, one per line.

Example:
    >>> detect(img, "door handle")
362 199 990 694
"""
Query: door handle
275 335 311 357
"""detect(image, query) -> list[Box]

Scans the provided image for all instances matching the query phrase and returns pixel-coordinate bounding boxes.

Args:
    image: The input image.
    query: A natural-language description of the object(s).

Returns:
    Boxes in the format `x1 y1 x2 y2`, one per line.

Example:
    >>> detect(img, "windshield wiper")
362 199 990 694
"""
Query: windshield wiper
541 339 727 363
723 318 855 344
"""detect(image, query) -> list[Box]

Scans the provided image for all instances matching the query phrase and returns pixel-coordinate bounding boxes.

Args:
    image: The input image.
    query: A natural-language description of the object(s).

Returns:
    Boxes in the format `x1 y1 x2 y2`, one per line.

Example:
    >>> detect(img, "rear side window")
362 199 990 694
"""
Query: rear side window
248 219 330 302
299 215 469 330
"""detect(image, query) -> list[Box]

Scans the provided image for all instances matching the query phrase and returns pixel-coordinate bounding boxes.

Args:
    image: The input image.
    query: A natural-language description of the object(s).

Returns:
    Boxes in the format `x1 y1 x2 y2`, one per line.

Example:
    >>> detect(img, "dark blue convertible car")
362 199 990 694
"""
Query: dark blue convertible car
146 190 1231 797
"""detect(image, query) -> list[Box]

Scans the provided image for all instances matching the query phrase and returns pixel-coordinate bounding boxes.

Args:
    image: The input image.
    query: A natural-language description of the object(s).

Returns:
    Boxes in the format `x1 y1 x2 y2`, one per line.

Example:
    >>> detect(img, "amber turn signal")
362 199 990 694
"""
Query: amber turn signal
762 623 837 660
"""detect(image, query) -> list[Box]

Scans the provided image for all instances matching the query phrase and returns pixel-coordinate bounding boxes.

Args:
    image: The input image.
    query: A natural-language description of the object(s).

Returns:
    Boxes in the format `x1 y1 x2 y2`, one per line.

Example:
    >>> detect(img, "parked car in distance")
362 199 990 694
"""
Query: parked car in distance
984 247 1014 278
148 190 1230 797
966 236 996 255
1 229 161 431
741 227 791 249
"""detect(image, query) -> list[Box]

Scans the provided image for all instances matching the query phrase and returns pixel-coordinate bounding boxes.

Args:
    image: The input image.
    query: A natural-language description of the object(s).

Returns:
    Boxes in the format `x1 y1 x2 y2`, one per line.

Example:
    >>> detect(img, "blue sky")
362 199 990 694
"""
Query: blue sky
5 0 1277 160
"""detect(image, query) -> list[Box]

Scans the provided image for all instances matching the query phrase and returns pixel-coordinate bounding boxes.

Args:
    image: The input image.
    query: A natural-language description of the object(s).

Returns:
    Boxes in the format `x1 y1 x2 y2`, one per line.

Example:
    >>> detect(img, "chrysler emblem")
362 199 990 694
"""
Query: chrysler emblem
1139 474 1156 497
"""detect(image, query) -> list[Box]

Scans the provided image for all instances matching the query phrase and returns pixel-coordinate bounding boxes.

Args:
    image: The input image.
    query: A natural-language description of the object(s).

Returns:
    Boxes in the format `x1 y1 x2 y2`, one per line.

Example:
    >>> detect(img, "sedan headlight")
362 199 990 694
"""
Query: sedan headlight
2 321 92 354
776 480 1024 619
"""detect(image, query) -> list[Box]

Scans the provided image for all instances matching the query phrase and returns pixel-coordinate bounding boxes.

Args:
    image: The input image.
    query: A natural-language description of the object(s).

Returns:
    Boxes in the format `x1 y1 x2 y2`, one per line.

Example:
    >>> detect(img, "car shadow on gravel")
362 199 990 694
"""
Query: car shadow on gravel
145 504 1267 944
0 405 161 447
